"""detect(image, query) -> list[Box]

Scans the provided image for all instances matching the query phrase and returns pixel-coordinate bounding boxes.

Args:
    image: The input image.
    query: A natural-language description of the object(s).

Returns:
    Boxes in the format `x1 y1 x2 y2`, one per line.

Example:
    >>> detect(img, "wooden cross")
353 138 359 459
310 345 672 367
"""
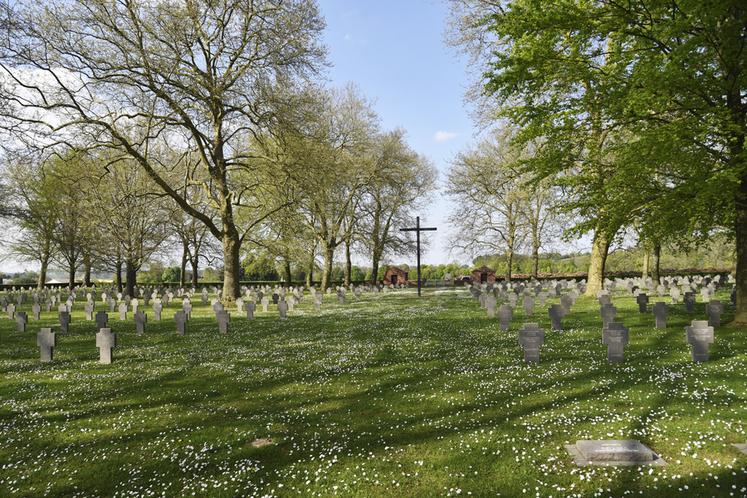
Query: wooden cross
399 216 437 297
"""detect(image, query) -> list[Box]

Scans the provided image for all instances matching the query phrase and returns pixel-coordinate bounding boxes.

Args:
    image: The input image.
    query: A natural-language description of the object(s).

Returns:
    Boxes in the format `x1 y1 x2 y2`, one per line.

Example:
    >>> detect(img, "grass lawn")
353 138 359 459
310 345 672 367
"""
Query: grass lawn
0 287 745 497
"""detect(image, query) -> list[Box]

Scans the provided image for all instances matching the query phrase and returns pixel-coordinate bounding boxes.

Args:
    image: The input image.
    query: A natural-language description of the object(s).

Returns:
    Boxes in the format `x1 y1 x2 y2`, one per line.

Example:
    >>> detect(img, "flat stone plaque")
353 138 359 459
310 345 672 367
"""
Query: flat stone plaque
734 443 747 455
566 440 665 466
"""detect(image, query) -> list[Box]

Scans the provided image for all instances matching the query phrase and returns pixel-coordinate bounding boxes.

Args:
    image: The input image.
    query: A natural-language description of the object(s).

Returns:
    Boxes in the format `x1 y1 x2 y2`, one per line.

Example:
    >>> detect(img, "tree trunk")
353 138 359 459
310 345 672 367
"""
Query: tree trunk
115 260 122 291
283 258 292 285
191 256 199 287
531 242 540 279
83 258 92 287
179 244 187 287
585 229 611 297
371 250 381 285
733 171 747 324
506 249 513 282
124 259 137 297
221 231 241 301
344 239 352 286
641 249 650 278
652 242 661 285
321 244 334 290
38 252 49 290
67 262 76 288
306 249 315 288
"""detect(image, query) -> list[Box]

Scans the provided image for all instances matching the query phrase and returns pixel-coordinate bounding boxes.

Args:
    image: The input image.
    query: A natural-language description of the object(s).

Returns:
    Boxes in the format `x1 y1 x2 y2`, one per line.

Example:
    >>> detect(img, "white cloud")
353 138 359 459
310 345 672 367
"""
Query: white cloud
434 130 458 142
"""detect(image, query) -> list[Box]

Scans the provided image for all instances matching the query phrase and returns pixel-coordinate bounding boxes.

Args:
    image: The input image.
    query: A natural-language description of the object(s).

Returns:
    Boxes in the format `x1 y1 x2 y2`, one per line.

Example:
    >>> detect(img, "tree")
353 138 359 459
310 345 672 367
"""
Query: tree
4 158 59 288
360 130 436 284
598 1 747 323
0 0 326 301
86 154 172 297
448 0 631 296
446 132 530 281
285 85 379 289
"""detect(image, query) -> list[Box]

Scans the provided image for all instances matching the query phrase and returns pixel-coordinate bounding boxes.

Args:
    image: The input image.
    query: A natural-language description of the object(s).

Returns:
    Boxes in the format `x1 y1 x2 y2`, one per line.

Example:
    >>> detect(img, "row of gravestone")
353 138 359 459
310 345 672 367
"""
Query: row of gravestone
516 319 715 364
32 316 718 366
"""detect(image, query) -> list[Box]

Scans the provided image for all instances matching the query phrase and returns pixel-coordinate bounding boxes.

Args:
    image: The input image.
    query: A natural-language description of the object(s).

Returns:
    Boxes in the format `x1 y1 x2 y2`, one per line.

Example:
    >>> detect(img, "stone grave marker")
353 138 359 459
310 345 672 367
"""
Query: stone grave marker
216 310 230 333
174 310 187 336
523 296 535 316
153 302 163 321
600 304 617 328
636 293 649 313
96 311 108 330
37 327 57 362
706 300 724 327
59 311 71 334
518 323 544 363
245 301 255 320
6 303 16 320
602 322 629 363
685 320 714 362
183 301 193 320
566 440 664 466
261 296 270 313
485 294 497 318
85 302 94 321
118 302 128 321
652 302 668 329
560 295 573 312
669 287 681 304
684 292 696 313
16 312 28 332
278 299 288 320
96 328 117 364
549 304 564 331
32 303 41 321
498 305 512 331
134 311 147 335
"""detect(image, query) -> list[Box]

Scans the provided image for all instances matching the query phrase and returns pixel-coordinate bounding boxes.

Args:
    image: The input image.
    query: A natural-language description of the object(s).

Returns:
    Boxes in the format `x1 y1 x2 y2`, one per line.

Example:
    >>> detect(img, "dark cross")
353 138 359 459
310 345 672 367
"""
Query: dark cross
399 216 437 297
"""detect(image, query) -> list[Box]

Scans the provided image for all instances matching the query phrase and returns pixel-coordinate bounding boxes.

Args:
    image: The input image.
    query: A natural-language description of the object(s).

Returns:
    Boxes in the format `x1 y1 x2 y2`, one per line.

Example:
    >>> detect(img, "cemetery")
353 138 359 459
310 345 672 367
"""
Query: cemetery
0 0 745 497
0 276 745 496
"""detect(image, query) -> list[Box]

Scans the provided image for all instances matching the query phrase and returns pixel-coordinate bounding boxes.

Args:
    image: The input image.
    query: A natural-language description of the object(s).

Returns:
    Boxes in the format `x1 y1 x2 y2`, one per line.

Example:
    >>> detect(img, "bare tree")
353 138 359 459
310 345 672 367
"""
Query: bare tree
360 129 436 283
446 132 527 281
0 0 326 300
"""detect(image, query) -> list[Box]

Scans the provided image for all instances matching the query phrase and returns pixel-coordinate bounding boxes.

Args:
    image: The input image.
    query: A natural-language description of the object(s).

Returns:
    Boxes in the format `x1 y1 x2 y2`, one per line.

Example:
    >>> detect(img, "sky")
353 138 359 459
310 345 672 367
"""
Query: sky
316 0 475 266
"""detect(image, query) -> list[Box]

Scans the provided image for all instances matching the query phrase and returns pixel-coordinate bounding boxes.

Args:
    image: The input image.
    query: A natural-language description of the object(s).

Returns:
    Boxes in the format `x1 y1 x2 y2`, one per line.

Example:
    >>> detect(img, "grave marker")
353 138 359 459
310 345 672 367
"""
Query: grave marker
518 323 544 363
96 328 117 364
216 310 230 333
95 311 108 330
602 322 629 363
652 302 668 329
37 328 56 362
134 311 147 335
685 320 714 362
16 312 28 332
174 311 187 336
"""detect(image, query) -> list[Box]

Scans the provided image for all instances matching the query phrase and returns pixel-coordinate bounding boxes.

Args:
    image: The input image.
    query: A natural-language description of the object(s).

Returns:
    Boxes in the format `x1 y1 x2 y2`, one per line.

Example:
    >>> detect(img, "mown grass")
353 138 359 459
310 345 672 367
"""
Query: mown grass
0 287 745 497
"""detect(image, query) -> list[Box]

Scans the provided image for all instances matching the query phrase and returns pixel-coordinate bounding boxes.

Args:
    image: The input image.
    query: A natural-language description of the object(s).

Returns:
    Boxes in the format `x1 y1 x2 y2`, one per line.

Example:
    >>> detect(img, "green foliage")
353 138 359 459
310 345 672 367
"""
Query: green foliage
7 271 39 285
161 267 181 283
242 256 279 282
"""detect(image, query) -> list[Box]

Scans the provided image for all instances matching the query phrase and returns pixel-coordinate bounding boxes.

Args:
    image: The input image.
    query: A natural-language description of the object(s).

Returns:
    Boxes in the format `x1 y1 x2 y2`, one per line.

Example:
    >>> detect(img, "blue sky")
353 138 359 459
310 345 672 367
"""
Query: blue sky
317 0 475 265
